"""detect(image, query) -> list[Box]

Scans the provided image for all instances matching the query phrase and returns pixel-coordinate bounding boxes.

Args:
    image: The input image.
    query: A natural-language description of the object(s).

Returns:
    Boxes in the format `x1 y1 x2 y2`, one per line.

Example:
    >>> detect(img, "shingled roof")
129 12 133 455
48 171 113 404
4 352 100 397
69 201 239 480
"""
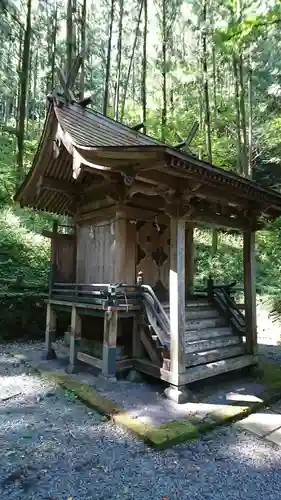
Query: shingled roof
15 98 281 221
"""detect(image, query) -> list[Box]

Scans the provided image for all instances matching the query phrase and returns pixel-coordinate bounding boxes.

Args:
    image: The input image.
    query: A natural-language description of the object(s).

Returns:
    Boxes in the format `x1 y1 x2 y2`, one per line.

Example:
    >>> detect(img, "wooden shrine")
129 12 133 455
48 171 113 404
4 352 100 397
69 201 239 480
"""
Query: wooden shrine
14 64 281 403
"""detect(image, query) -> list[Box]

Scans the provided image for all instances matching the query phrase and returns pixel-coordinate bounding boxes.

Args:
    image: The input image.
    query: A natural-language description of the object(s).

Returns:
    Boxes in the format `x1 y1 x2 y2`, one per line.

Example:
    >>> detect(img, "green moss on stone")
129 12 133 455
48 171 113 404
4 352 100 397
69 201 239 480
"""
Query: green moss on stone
145 420 198 449
48 372 123 416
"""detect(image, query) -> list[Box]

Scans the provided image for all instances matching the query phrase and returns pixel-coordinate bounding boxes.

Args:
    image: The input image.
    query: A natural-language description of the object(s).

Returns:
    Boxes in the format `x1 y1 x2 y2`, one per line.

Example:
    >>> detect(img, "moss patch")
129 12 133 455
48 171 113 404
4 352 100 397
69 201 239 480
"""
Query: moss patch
48 372 123 417
145 420 198 448
13 354 281 449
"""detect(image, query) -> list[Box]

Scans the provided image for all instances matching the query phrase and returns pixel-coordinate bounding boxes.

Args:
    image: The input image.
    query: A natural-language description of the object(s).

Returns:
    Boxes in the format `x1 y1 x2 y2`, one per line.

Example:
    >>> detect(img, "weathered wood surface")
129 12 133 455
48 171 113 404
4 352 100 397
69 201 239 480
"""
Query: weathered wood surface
55 233 76 283
243 230 257 354
76 221 116 283
178 355 257 385
140 329 161 365
184 344 246 367
169 217 186 382
184 334 243 354
77 351 103 369
184 326 234 342
136 220 170 297
185 317 226 331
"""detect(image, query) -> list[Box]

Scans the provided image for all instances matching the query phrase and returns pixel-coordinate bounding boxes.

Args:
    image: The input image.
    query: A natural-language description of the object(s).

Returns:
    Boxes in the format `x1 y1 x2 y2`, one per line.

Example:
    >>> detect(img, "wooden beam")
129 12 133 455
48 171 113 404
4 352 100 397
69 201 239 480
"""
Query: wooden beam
66 306 81 373
38 176 82 196
243 230 257 354
57 67 75 102
66 53 83 89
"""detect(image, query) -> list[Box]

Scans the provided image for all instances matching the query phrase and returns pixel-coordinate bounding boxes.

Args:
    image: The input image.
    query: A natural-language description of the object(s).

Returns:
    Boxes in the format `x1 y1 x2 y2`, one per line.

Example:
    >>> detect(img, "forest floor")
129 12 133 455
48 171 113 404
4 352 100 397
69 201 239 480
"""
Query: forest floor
1 301 281 500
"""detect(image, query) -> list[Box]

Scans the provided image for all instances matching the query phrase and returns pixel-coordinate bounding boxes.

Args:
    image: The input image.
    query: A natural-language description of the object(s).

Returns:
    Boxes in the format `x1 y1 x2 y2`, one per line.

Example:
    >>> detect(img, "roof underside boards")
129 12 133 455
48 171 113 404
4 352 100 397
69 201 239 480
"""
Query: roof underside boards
14 99 281 219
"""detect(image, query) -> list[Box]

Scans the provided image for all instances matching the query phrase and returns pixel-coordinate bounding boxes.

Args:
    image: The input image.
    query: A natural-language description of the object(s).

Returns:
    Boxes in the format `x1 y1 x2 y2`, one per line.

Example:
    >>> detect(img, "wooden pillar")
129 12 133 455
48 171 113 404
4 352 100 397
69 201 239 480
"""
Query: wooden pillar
243 230 257 354
185 226 195 296
102 308 118 378
43 303 57 360
165 217 189 403
115 208 127 283
48 221 58 297
66 306 81 373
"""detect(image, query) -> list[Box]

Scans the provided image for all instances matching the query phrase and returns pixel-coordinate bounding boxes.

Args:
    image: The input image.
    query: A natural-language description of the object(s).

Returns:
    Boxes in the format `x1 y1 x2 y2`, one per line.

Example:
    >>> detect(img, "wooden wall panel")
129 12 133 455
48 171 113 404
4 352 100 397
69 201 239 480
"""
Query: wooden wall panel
136 221 170 300
77 221 116 283
55 235 76 283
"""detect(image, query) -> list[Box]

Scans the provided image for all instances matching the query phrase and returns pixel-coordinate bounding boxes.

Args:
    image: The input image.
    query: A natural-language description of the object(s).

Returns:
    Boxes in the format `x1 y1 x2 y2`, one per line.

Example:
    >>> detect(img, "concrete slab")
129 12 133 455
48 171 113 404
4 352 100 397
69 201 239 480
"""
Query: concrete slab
236 410 281 437
270 401 281 414
266 428 281 446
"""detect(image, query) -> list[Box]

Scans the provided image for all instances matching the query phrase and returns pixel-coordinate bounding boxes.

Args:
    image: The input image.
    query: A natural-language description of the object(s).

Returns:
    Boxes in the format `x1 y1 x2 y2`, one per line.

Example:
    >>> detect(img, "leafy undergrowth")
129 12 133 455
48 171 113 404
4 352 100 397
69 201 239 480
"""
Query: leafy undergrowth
0 208 50 284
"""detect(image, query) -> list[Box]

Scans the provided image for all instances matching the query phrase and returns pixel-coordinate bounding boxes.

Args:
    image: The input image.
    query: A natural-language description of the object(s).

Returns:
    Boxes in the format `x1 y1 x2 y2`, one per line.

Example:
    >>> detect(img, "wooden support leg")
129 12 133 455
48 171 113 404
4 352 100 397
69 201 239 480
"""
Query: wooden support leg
243 230 257 354
164 217 190 404
102 309 118 379
132 313 142 359
43 303 57 360
185 226 195 297
66 306 81 374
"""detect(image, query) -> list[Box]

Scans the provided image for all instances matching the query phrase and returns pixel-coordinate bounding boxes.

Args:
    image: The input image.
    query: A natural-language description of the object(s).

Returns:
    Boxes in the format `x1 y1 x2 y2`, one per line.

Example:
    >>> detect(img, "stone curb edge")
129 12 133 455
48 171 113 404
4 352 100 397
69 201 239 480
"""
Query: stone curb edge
13 354 281 449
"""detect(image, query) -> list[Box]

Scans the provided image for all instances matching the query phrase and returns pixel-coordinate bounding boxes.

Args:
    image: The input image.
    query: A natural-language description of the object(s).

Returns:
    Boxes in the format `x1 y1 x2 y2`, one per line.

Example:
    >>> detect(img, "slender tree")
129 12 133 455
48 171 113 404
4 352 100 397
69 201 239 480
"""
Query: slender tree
120 0 144 121
17 0 32 182
79 0 87 99
141 0 148 133
103 0 115 115
114 0 124 121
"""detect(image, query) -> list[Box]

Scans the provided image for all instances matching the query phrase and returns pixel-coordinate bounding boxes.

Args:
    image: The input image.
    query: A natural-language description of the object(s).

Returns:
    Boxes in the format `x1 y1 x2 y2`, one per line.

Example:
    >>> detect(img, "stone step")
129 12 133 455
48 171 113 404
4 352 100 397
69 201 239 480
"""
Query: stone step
185 317 227 331
185 326 234 342
185 344 247 367
184 334 242 354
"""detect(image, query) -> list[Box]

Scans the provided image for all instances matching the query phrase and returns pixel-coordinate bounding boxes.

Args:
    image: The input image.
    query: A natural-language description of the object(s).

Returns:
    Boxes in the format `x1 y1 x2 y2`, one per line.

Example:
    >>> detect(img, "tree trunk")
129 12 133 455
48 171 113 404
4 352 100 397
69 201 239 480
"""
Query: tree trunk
233 54 242 173
103 0 115 116
50 6 58 91
120 0 144 121
238 54 248 177
79 0 87 100
114 0 124 121
66 0 74 73
17 0 32 184
212 45 217 122
248 58 253 179
202 0 217 255
161 0 167 141
141 0 148 133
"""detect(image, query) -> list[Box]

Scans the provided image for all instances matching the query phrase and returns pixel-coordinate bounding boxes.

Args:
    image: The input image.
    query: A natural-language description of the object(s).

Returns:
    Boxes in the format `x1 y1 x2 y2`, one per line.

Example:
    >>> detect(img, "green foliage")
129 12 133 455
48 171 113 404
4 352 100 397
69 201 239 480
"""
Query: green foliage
0 207 50 283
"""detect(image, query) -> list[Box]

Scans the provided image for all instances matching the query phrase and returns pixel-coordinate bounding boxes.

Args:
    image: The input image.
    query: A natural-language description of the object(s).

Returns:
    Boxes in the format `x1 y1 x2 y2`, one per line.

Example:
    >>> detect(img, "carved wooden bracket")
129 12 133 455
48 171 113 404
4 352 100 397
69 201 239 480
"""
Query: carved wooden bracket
164 192 195 218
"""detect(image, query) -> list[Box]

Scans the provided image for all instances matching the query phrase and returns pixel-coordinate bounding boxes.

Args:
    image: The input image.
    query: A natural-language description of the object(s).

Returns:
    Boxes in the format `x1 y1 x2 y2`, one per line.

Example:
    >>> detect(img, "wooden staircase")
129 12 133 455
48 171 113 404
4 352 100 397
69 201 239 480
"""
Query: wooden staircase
140 292 253 383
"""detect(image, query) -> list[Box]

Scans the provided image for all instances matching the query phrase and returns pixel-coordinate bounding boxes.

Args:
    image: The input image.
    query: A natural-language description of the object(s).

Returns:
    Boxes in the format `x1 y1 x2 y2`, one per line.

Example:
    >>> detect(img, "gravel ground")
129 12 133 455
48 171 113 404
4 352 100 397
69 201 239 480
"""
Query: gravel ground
1 342 281 499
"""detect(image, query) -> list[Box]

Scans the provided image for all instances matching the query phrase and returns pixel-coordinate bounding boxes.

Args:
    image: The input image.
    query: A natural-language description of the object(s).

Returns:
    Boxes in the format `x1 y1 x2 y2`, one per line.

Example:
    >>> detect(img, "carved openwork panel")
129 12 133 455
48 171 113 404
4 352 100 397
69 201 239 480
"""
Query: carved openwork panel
136 220 170 301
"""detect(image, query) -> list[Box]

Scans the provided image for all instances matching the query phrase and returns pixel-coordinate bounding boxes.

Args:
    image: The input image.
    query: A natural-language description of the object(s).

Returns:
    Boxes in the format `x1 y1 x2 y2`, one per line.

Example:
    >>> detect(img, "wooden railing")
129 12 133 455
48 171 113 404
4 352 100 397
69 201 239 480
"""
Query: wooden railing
207 279 246 335
51 282 141 308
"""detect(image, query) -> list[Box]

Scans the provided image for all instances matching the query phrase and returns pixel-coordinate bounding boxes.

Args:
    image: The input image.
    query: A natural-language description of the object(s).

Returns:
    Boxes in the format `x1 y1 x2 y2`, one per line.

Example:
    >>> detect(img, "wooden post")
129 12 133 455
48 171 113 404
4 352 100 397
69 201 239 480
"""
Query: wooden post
102 308 118 378
132 312 142 359
43 303 57 360
165 217 189 403
66 306 81 373
48 221 58 297
243 230 257 354
115 208 127 283
185 226 195 296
